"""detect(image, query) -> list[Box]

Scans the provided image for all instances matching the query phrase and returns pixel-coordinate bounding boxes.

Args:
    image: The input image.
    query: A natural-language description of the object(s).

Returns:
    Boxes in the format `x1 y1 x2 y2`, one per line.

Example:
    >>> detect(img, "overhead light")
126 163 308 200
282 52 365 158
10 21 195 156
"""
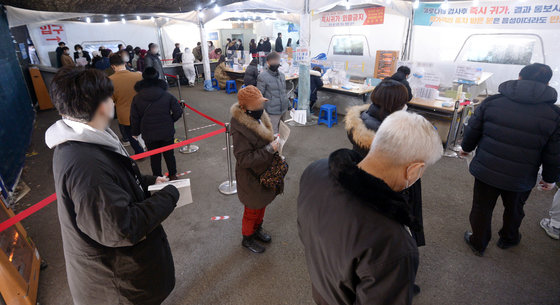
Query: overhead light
165 17 170 21
104 18 109 23
472 0 479 5
386 0 392 4
283 10 287 14
199 11 205 18
214 5 220 13
413 0 420 9
121 18 126 24
441 0 449 9
345 1 351 10
136 15 140 20
86 17 91 23
150 16 155 21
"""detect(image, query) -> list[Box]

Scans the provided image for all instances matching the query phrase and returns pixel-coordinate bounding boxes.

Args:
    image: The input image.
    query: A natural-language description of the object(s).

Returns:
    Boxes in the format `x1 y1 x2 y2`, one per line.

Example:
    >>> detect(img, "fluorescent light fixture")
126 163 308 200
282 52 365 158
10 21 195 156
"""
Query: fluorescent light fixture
199 11 205 18
345 1 351 10
283 10 287 14
121 18 126 24
165 17 170 21
272 11 276 17
441 0 449 9
214 5 220 13
413 0 420 9
104 18 109 23
86 17 91 23
150 16 155 21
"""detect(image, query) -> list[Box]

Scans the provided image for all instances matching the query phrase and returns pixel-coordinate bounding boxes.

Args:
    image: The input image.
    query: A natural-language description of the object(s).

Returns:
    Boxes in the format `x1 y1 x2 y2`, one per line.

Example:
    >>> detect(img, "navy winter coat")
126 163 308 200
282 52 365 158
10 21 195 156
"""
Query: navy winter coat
130 79 183 143
462 79 560 192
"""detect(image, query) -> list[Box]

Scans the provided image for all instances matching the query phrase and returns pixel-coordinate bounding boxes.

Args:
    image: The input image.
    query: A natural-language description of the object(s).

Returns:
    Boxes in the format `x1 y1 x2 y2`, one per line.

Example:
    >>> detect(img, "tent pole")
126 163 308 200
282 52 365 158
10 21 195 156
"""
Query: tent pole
198 15 214 91
297 0 312 121
402 8 414 61
157 25 166 61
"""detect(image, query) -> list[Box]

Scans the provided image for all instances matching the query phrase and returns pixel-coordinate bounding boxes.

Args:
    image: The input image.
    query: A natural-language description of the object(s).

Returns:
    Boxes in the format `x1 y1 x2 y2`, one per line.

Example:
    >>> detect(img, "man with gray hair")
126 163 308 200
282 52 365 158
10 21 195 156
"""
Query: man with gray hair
298 111 442 305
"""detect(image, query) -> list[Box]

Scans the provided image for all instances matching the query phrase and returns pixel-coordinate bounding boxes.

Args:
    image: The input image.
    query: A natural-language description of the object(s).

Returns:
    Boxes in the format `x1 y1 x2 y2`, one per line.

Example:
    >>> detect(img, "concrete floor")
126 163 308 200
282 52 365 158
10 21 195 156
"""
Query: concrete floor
17 83 560 305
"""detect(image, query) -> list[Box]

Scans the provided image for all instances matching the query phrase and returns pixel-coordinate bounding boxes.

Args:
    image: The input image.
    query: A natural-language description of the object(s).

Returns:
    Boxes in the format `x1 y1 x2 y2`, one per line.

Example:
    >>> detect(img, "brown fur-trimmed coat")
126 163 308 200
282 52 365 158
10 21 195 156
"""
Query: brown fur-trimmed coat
230 103 277 209
344 104 380 157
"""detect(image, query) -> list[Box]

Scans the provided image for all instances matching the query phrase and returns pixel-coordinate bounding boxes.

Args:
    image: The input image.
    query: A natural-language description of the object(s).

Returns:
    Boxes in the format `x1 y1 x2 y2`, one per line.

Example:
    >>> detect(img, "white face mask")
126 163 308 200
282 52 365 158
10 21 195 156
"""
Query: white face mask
122 56 130 62
78 49 83 54
152 48 159 54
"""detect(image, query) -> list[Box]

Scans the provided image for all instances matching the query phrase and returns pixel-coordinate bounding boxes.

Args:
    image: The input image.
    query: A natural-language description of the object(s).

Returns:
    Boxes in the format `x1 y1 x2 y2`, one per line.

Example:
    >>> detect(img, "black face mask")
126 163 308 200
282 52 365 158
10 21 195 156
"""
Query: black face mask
269 64 280 72
246 109 264 121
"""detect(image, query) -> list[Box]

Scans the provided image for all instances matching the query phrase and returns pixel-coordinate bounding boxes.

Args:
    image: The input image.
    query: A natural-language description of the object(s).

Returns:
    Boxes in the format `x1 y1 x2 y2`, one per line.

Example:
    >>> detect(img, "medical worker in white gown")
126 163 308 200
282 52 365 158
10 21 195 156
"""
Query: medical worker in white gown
182 48 196 86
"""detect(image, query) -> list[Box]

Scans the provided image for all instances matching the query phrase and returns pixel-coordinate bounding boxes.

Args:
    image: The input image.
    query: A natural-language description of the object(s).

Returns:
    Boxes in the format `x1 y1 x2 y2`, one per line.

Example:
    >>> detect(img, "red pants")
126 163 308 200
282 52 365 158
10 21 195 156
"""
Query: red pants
242 207 266 236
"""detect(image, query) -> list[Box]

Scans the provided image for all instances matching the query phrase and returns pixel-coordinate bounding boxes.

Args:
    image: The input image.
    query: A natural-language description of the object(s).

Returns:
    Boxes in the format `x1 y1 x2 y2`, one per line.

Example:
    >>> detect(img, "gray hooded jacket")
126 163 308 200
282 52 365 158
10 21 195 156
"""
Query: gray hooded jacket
257 67 290 115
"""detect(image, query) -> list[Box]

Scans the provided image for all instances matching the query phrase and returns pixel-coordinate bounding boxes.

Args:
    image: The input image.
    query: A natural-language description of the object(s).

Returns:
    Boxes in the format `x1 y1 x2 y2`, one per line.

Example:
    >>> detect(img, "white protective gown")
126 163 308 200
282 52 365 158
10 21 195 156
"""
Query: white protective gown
182 48 196 86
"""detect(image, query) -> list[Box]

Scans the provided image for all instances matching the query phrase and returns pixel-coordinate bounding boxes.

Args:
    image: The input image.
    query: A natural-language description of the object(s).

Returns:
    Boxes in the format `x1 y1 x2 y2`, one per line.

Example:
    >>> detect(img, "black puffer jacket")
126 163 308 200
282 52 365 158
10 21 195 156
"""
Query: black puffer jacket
298 149 418 305
390 71 413 101
130 79 183 143
243 59 259 87
462 79 560 192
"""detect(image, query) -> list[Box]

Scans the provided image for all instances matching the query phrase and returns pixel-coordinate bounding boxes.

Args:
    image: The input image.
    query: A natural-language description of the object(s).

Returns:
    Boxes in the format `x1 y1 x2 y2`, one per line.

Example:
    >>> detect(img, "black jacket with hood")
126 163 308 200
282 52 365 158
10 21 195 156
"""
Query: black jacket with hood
130 79 183 143
390 71 413 101
243 59 259 87
462 79 560 192
46 119 179 305
298 149 419 305
275 36 283 52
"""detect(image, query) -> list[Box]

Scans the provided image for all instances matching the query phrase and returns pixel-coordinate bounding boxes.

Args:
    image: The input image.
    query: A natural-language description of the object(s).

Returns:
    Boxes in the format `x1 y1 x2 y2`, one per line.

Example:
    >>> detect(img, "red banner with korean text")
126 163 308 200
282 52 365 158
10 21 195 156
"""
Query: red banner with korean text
320 7 385 27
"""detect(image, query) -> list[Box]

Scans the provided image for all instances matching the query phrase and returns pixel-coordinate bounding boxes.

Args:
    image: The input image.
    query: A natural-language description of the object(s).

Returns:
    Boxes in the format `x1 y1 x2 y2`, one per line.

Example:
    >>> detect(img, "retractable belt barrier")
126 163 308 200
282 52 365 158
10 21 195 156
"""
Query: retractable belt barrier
0 104 226 233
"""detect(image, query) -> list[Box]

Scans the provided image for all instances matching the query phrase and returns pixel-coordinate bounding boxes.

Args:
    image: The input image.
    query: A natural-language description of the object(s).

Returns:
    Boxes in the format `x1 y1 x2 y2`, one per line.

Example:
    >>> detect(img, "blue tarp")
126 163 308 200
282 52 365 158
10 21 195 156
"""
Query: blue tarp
0 7 35 191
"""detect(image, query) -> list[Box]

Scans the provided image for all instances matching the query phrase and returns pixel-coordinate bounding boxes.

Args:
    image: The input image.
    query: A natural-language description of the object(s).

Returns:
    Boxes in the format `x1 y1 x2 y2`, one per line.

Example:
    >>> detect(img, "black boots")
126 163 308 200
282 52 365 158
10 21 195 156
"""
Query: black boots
242 225 272 253
255 225 271 243
242 235 265 253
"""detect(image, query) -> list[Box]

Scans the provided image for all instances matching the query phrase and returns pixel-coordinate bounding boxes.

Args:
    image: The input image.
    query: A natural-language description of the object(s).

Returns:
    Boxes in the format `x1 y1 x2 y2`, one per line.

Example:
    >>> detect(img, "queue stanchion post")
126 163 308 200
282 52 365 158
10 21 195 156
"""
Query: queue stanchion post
219 123 237 195
443 100 460 158
176 74 199 154
451 101 470 152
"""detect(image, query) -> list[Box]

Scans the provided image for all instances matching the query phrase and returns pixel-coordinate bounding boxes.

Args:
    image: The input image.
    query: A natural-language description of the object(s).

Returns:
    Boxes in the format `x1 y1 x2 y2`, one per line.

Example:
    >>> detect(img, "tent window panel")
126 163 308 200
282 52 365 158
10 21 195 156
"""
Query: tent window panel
456 34 544 66
331 35 366 56
81 40 127 54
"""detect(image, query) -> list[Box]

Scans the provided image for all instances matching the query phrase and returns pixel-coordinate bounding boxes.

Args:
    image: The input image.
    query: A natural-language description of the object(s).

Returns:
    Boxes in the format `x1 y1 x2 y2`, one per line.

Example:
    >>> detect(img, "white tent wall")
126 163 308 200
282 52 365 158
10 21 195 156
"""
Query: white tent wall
28 20 159 67
160 22 201 60
273 21 300 48
253 20 274 41
309 10 408 77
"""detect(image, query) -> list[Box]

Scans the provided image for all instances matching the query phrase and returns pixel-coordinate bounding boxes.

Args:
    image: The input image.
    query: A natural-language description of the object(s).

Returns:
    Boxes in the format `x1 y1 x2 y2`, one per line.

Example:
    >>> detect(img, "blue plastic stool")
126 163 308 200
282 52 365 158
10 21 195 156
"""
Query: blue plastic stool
318 104 338 128
241 84 247 89
226 80 238 94
292 98 298 110
211 78 220 91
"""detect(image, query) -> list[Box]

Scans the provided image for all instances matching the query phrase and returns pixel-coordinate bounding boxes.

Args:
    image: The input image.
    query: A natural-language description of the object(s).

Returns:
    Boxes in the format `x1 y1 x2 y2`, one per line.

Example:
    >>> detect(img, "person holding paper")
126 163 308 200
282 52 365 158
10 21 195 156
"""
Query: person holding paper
230 85 281 254
46 67 180 305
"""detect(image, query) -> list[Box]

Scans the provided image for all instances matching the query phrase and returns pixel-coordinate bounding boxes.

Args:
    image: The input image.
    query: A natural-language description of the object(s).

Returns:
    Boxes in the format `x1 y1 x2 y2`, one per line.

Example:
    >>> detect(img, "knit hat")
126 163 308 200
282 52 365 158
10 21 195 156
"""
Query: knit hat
238 85 268 108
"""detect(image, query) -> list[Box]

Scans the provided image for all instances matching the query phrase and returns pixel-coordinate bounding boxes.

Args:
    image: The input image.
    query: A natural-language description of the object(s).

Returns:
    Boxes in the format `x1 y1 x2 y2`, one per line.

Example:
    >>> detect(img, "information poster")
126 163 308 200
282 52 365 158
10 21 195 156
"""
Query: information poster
320 7 385 27
38 24 67 45
414 0 560 28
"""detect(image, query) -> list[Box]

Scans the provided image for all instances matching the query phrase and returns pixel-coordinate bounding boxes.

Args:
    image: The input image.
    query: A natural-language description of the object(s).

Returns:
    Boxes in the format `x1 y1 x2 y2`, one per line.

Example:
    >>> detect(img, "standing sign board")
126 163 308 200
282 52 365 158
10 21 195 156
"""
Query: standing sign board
38 24 67 45
320 7 385 27
295 47 310 63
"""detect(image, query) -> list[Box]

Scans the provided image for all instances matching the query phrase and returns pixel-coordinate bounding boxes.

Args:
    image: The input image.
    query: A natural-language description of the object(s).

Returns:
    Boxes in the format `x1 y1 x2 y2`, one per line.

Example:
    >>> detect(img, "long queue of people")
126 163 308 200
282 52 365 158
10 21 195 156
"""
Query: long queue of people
43 45 559 305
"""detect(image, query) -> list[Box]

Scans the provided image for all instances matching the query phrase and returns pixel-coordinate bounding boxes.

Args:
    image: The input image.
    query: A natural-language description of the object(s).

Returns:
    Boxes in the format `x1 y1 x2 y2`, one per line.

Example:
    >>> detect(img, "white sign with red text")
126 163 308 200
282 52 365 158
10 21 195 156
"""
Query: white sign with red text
38 24 67 45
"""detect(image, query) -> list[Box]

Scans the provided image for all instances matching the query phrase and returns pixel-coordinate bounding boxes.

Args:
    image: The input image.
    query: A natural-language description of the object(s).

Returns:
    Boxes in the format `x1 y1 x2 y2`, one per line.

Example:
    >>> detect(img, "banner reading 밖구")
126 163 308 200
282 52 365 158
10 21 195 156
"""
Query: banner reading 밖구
414 0 560 28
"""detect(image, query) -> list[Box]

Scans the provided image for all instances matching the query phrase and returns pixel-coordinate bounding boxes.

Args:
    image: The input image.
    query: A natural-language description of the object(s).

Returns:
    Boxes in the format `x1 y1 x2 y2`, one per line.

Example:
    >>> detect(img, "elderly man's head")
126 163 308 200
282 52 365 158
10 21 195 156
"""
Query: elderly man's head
359 111 442 191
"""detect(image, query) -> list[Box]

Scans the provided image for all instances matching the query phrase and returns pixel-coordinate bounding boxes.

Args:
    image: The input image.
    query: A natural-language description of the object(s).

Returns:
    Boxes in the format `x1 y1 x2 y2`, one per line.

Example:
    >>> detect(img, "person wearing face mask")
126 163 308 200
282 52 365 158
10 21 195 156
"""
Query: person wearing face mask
344 79 425 249
108 54 144 155
207 41 216 54
60 46 75 67
144 42 165 80
130 68 183 180
45 66 179 305
262 37 272 53
230 85 282 253
73 44 91 67
298 111 443 305
257 52 289 133
213 55 230 89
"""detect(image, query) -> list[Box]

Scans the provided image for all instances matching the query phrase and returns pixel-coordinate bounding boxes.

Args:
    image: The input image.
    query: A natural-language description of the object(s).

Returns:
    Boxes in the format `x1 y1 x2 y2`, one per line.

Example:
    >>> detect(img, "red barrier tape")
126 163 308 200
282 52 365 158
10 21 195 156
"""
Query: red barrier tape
0 106 228 233
0 193 57 233
182 103 226 127
164 73 178 79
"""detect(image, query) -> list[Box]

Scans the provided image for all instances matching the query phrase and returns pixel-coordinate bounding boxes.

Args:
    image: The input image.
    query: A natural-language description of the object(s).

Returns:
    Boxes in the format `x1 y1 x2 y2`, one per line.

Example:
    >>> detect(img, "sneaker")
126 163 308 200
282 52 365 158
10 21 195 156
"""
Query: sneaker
540 218 560 240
